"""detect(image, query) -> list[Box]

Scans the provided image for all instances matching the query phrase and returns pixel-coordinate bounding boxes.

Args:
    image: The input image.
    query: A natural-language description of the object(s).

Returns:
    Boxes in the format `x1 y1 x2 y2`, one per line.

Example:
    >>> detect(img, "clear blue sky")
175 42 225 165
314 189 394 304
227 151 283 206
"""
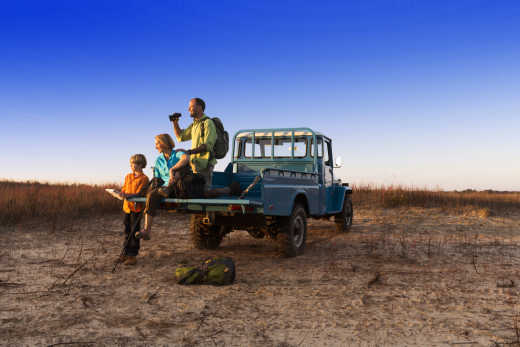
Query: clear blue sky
1 0 519 190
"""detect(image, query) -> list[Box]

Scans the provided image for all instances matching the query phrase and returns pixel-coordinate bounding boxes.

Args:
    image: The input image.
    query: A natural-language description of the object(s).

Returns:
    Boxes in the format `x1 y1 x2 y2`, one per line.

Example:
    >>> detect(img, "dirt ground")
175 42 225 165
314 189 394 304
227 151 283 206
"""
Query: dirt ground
2 207 520 347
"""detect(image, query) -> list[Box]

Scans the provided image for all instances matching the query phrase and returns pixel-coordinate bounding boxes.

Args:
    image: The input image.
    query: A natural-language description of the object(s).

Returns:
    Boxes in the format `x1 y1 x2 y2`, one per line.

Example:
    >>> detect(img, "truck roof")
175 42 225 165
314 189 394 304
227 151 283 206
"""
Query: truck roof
235 128 327 139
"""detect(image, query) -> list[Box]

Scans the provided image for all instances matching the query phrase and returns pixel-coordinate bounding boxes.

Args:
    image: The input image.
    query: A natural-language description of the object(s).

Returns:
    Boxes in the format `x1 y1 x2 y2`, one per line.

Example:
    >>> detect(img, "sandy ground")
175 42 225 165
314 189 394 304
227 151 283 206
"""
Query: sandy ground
2 207 520 347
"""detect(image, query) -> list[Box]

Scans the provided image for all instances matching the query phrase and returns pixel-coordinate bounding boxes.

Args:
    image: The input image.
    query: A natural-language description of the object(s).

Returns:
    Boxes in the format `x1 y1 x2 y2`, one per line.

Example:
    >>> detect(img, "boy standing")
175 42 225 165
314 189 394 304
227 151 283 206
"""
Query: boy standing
117 154 149 265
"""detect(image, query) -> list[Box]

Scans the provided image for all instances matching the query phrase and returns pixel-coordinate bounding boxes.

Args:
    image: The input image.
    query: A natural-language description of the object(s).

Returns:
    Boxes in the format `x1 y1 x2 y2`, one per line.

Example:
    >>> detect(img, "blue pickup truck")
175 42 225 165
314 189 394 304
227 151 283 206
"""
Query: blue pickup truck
128 127 353 257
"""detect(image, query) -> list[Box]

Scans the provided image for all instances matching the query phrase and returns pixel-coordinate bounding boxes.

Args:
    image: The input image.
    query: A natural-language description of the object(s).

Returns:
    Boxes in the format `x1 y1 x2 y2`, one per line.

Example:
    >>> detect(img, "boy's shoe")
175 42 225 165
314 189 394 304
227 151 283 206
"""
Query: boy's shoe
135 230 151 240
123 256 137 266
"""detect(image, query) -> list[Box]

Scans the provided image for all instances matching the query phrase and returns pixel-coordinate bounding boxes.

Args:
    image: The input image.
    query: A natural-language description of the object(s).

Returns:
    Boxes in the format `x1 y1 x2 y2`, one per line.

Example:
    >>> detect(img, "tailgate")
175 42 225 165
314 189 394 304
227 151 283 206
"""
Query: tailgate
128 197 264 213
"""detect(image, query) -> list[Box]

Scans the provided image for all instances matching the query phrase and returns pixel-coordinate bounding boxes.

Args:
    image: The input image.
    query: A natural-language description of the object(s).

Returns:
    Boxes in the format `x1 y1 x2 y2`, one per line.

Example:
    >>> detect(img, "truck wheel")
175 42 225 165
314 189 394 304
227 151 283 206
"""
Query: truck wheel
277 204 307 257
190 215 225 250
335 195 353 232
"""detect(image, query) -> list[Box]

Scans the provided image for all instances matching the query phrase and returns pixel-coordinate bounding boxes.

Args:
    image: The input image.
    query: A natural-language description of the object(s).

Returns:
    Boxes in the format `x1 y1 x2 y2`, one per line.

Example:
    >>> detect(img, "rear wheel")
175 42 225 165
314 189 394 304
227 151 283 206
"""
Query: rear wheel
277 204 307 257
190 215 225 249
335 195 353 232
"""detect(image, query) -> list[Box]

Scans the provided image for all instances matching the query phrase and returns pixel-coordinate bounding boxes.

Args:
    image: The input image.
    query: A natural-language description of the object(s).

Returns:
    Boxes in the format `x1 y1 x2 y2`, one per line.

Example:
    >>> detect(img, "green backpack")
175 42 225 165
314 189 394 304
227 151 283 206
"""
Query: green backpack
175 257 235 286
201 117 229 159
175 267 204 285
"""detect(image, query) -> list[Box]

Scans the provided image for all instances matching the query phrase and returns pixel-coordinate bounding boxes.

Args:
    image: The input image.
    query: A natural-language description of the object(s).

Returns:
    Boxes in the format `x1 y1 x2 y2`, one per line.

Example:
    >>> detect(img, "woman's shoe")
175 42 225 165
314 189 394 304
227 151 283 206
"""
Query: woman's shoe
135 230 151 240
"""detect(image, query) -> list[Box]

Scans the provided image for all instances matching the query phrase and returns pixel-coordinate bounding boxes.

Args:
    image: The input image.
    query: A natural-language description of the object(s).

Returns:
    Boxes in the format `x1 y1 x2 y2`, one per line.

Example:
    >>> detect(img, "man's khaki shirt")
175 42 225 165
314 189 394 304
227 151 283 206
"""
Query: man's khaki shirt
176 114 217 173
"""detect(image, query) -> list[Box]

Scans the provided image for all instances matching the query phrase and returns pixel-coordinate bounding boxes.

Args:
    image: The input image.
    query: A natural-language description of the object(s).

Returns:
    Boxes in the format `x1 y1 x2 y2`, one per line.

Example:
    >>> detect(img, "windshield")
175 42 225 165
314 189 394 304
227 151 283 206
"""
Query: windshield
234 132 309 159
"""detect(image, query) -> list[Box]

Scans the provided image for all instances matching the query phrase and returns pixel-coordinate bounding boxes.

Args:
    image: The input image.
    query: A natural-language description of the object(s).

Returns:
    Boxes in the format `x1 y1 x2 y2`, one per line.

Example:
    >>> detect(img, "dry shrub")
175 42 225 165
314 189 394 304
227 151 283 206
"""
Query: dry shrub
0 180 121 226
475 207 492 219
352 184 520 216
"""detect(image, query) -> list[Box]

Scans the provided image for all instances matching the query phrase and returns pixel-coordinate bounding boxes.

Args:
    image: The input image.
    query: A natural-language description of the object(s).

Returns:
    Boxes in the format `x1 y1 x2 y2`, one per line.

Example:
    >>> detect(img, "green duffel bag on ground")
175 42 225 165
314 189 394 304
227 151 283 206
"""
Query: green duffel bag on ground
175 267 203 285
202 257 235 285
175 257 236 286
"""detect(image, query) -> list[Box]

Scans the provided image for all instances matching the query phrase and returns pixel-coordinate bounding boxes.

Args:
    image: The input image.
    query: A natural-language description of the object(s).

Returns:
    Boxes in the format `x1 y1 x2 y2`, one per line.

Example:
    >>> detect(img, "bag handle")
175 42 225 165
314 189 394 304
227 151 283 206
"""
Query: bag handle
178 268 198 284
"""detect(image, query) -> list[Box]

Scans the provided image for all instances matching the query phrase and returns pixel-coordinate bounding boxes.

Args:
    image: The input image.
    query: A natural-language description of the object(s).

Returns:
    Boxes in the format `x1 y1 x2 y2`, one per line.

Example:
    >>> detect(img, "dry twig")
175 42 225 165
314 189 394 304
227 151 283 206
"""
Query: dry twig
367 272 381 287
49 261 87 289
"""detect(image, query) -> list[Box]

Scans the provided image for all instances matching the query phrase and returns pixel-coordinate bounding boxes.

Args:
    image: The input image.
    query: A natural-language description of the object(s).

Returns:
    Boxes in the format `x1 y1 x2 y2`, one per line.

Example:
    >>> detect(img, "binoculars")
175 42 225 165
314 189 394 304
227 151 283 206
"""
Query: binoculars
169 112 182 121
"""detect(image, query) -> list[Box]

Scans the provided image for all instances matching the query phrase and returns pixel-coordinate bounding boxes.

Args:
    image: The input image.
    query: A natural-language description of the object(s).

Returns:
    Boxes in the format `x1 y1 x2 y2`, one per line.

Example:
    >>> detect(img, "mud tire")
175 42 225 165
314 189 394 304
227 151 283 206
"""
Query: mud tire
335 195 353 232
190 214 225 250
277 204 307 257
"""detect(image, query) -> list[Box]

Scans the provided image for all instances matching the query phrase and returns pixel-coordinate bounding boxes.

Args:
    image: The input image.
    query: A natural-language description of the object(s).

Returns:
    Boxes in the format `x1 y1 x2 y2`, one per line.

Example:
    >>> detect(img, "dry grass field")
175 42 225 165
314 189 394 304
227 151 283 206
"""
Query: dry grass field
1 181 520 346
0 180 120 227
2 180 519 227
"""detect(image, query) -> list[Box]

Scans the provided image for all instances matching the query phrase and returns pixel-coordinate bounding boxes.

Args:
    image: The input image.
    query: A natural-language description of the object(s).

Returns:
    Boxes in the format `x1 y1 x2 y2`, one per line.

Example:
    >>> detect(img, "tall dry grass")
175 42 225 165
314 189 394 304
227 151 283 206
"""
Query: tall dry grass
0 180 121 226
352 184 520 216
1 180 519 227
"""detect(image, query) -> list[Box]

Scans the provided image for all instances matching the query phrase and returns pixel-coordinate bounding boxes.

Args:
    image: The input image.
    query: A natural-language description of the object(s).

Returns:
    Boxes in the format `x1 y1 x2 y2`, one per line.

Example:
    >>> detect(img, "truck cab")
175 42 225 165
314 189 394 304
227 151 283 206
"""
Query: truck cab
231 128 349 218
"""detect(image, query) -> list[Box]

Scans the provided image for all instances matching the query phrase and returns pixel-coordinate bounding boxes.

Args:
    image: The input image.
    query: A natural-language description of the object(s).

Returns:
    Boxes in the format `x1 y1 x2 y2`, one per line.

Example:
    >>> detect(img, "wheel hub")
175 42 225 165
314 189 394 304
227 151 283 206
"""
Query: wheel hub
293 216 304 248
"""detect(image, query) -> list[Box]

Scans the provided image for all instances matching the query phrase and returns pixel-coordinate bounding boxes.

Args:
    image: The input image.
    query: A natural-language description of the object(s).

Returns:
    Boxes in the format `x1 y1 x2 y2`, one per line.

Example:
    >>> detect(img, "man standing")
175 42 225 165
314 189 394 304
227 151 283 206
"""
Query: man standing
172 98 217 190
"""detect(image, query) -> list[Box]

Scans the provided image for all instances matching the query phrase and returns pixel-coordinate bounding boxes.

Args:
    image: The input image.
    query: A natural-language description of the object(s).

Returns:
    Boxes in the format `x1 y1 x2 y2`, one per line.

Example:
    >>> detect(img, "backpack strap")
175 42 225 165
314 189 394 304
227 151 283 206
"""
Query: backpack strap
200 116 211 140
199 117 215 159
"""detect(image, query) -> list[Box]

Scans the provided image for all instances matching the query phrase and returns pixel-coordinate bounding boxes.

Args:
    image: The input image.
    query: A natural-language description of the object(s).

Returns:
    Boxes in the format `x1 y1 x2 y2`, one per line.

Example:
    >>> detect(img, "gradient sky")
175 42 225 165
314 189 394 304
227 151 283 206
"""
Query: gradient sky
1 0 519 190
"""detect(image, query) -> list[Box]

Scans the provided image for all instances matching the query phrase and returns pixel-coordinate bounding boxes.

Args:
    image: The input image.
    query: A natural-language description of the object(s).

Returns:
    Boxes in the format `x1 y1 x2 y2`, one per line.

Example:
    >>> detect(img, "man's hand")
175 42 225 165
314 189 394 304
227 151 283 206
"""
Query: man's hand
172 117 182 140
169 113 182 122
168 167 176 185
186 144 207 155
150 177 165 189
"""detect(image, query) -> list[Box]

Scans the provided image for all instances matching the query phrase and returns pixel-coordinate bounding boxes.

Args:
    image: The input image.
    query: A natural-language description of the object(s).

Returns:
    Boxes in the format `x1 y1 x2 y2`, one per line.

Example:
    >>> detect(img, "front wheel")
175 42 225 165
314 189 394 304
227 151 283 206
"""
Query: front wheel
335 195 353 232
277 204 307 257
190 215 226 249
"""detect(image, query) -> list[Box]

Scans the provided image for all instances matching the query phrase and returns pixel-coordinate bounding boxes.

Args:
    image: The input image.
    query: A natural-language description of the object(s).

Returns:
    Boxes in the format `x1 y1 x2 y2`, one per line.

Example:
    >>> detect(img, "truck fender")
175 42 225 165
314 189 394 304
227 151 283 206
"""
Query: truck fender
337 186 353 211
290 190 310 216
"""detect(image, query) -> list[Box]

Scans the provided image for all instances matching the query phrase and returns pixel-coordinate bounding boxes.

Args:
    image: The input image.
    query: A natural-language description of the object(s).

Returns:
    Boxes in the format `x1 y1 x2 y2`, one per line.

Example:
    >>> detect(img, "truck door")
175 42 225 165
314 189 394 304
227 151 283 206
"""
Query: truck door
312 137 326 215
324 139 335 212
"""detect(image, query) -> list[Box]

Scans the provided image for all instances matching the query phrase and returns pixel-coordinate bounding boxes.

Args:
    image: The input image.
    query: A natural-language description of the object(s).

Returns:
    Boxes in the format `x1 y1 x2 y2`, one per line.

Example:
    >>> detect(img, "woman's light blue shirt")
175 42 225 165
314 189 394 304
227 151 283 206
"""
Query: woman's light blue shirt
153 151 185 186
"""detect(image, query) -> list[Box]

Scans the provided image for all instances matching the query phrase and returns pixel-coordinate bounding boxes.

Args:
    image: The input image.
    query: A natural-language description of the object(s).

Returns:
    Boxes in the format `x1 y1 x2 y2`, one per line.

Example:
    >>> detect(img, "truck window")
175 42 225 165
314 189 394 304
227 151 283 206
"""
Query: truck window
274 137 307 157
244 139 258 158
243 138 273 158
324 140 332 166
236 133 308 158
311 137 323 157
324 139 333 185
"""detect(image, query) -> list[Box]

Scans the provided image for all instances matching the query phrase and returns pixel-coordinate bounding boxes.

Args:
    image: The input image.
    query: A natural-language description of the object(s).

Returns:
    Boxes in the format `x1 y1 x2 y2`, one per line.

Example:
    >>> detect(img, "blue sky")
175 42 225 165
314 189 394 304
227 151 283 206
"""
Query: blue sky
1 0 519 190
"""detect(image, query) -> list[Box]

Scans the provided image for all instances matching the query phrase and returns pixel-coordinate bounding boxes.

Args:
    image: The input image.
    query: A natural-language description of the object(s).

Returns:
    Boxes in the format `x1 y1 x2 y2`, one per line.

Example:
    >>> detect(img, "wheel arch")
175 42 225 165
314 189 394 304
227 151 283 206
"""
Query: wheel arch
292 191 309 216
337 186 353 211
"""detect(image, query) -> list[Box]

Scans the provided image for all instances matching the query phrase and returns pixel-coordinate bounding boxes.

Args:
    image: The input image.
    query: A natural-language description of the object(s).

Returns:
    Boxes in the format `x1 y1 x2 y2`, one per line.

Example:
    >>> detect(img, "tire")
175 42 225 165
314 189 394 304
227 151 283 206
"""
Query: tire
277 204 307 257
190 214 225 250
335 195 353 232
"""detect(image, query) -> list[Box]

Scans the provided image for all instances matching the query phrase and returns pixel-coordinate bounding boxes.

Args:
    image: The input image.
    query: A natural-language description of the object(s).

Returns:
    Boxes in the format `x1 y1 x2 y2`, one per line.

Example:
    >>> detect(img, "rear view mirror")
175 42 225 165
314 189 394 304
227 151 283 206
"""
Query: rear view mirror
334 156 343 168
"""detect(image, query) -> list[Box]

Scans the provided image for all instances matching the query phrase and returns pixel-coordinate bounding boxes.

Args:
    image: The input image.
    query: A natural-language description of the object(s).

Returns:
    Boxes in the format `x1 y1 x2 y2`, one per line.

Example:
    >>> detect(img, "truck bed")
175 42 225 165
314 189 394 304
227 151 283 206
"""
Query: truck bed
118 165 319 215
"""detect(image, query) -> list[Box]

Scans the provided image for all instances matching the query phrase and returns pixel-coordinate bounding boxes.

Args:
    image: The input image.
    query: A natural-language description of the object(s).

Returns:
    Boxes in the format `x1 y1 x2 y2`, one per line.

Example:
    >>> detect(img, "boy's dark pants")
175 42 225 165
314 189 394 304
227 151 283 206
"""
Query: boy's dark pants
123 212 142 257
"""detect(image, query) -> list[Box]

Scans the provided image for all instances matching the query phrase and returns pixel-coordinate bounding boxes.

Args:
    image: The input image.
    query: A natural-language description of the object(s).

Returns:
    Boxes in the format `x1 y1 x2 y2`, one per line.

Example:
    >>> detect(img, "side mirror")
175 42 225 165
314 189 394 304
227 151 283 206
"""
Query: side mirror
334 156 343 168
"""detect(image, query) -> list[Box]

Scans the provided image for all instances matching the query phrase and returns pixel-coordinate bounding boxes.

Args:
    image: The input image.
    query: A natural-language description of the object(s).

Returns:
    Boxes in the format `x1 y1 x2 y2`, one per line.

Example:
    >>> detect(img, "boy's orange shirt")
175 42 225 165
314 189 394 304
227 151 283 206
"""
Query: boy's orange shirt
121 172 149 213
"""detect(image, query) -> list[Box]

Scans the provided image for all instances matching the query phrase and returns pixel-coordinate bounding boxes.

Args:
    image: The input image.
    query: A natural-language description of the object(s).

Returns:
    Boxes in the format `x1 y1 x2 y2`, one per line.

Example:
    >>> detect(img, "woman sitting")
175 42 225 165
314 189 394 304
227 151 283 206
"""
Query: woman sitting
136 133 188 240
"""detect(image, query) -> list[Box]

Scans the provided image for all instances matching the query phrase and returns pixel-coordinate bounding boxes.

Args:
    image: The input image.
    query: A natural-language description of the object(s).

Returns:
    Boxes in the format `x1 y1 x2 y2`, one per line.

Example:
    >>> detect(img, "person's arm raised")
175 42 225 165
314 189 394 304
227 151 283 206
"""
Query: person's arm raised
172 118 182 140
